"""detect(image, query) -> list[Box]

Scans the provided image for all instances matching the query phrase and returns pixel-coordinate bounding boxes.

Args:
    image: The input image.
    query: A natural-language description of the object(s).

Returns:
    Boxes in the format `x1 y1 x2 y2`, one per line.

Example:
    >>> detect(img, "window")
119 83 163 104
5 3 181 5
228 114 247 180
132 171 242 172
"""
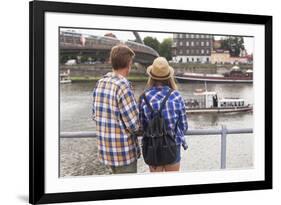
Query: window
196 49 199 54
186 41 189 46
201 34 205 38
201 49 204 54
191 49 194 54
191 34 194 38
201 41 204 46
196 34 199 38
186 49 190 54
196 41 199 46
179 49 183 54
179 34 183 38
206 41 210 46
206 50 210 54
180 41 183 46
191 41 194 46
186 34 189 38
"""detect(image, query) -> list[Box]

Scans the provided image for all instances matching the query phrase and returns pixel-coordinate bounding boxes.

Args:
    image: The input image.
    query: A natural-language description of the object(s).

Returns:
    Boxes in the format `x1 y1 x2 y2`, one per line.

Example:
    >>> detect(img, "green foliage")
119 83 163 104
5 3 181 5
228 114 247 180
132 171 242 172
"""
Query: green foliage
143 36 173 60
80 55 88 63
143 36 160 53
159 38 172 60
220 36 245 57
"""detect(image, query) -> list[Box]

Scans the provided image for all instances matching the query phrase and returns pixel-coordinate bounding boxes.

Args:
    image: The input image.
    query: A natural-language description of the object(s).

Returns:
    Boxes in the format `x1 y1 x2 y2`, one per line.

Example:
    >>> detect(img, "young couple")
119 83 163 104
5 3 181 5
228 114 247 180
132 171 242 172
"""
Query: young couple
92 44 188 174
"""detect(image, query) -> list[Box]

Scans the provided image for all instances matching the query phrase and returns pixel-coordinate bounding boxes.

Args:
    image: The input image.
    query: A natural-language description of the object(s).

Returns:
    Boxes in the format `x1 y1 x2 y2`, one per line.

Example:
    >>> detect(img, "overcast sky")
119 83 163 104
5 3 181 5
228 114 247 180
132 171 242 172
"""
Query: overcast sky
61 28 253 54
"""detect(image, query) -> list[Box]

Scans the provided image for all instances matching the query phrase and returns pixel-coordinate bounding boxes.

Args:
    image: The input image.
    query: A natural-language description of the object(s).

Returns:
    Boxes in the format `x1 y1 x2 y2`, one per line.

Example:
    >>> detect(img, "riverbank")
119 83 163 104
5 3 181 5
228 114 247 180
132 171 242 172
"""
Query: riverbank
170 62 253 70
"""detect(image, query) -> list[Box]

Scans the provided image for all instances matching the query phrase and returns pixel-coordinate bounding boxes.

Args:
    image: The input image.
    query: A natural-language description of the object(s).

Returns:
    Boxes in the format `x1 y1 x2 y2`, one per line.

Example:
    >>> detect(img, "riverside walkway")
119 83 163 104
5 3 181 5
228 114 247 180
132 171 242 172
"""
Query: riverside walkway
60 126 253 176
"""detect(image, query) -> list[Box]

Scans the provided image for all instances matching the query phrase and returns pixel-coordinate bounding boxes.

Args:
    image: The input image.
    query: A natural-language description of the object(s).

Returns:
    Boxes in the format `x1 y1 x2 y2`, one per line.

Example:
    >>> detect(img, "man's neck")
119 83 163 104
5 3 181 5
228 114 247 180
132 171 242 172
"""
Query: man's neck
113 68 128 78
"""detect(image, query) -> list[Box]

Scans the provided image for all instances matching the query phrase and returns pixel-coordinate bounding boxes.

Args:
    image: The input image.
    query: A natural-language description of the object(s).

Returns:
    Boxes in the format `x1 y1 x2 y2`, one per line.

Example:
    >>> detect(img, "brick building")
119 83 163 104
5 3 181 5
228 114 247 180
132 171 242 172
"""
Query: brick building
172 33 213 63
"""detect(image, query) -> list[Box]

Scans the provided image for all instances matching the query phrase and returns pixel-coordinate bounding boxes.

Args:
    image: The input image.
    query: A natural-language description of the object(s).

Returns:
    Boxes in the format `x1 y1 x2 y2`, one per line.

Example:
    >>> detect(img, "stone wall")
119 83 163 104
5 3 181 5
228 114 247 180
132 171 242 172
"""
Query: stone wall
60 63 147 77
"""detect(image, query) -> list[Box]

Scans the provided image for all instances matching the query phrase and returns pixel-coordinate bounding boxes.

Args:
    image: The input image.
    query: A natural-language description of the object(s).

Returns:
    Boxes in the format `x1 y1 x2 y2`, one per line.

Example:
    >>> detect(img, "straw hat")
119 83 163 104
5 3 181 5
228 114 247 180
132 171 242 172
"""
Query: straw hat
147 57 174 80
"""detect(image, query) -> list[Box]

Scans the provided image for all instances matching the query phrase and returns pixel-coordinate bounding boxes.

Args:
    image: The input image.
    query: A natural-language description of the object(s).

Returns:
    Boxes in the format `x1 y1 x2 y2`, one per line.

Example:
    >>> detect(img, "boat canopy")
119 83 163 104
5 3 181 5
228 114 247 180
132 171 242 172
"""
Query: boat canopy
194 91 217 96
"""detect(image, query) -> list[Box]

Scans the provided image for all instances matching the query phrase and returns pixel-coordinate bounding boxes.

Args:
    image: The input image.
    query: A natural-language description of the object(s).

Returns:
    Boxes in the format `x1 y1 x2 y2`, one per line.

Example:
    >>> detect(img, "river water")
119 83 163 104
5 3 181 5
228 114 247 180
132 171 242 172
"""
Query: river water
60 81 254 176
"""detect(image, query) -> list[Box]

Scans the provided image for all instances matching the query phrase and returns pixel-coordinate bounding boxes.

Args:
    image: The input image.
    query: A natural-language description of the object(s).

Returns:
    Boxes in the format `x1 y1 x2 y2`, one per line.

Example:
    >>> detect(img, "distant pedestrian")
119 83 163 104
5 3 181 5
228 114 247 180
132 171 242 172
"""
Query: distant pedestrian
139 57 188 172
92 44 140 174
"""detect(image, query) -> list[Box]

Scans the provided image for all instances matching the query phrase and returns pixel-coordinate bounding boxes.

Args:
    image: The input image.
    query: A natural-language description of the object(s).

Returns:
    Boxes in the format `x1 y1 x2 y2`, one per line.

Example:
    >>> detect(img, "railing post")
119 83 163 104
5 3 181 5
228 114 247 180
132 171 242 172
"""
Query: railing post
220 125 227 169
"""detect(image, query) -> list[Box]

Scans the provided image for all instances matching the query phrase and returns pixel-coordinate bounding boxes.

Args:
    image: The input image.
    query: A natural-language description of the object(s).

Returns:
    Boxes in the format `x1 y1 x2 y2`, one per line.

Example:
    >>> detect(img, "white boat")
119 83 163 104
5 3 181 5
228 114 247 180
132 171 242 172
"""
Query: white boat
185 88 252 114
60 69 72 84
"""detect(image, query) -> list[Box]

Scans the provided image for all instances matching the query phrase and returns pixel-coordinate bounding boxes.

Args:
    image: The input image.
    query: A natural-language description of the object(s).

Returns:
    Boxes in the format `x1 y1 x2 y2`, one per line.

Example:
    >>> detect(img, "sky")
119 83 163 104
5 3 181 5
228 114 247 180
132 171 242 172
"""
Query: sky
61 28 253 54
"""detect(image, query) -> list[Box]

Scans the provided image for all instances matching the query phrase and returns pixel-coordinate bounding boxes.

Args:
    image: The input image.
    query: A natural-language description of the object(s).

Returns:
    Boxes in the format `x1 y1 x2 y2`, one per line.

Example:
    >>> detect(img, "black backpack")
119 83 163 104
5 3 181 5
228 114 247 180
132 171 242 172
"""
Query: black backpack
141 89 178 166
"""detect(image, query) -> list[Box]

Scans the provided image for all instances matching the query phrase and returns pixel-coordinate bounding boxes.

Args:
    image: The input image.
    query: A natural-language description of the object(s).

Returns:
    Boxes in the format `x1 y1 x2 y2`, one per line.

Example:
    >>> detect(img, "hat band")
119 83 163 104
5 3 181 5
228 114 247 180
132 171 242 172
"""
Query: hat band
150 70 170 79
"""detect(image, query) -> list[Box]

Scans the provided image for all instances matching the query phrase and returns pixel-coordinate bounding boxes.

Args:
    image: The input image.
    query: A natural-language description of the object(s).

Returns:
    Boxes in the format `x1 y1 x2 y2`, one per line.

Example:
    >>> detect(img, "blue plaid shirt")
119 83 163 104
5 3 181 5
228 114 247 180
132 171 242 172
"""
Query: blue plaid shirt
92 72 140 166
139 86 188 149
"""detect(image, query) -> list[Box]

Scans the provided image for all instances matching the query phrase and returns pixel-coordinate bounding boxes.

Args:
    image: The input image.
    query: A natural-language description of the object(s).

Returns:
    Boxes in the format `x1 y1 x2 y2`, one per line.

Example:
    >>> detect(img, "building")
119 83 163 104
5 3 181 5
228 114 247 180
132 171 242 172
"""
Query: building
172 33 213 63
229 56 248 64
211 49 249 64
210 49 230 64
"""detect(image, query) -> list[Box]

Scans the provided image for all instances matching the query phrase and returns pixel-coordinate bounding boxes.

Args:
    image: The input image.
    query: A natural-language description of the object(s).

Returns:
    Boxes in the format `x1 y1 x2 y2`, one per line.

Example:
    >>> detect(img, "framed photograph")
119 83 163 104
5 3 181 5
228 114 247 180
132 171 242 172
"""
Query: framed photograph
29 0 272 204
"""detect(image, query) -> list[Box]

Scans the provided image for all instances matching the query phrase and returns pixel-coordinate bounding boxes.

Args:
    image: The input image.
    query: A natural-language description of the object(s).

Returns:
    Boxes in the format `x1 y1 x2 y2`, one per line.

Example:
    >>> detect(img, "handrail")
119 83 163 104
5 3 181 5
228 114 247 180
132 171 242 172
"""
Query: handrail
60 126 253 169
60 128 252 138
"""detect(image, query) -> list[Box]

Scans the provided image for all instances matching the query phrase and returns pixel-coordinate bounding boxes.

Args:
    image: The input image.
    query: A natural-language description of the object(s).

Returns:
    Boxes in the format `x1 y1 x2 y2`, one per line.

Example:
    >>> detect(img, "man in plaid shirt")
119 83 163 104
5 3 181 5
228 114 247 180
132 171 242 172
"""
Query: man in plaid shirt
92 44 140 174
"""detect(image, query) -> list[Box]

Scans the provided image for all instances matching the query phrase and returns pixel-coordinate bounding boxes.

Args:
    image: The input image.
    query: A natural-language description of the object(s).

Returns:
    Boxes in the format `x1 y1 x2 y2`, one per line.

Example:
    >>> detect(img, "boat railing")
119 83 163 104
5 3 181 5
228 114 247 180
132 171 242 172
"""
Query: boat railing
184 97 206 108
60 126 253 169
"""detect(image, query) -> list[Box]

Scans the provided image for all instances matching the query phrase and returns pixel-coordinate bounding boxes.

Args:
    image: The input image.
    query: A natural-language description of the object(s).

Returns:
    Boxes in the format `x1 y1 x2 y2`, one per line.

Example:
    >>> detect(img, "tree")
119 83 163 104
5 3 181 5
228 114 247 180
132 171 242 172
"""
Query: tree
220 36 245 57
143 36 160 53
159 38 172 61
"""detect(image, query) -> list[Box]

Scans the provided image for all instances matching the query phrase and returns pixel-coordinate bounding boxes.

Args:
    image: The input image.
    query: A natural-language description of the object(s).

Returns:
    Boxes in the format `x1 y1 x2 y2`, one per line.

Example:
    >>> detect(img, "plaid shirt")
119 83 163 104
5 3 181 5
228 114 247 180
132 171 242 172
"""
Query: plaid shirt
92 72 140 166
139 85 188 149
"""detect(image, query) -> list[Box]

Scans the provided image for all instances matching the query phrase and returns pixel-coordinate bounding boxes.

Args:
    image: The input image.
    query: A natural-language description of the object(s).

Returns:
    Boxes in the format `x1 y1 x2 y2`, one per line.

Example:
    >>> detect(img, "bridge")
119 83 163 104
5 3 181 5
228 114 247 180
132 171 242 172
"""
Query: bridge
59 31 159 65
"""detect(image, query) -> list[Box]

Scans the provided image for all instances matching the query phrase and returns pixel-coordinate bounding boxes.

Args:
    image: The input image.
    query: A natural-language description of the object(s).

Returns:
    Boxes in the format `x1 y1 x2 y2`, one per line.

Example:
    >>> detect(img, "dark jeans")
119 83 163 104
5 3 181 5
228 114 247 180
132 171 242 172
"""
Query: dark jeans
110 160 137 174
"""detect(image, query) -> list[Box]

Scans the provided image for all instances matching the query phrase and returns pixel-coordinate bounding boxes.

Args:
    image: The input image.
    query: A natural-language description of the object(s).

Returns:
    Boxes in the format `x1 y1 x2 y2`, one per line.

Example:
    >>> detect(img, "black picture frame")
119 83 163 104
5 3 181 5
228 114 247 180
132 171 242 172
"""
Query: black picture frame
29 0 272 204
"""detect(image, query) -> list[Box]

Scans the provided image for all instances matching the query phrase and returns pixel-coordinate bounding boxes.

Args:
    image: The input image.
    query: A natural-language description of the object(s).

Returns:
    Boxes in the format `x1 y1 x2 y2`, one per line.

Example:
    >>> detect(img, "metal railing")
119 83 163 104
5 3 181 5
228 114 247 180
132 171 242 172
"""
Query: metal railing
60 126 253 169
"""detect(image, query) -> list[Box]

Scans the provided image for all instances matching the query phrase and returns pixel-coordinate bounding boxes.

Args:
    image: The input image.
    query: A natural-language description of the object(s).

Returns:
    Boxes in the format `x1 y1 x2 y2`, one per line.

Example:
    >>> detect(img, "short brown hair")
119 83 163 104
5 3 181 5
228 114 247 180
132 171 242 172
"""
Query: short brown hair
110 44 135 70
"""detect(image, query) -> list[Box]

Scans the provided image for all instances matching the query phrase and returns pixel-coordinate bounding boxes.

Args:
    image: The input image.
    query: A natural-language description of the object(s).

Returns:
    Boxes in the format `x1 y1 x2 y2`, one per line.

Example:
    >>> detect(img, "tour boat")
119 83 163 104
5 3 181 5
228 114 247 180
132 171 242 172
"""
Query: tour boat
185 88 253 114
175 66 253 83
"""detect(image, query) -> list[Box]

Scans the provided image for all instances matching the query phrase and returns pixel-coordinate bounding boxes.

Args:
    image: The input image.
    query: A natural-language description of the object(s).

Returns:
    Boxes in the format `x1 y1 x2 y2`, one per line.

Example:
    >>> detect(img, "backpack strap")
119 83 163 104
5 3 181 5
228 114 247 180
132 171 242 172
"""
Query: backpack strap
142 93 154 112
142 89 173 113
159 89 173 112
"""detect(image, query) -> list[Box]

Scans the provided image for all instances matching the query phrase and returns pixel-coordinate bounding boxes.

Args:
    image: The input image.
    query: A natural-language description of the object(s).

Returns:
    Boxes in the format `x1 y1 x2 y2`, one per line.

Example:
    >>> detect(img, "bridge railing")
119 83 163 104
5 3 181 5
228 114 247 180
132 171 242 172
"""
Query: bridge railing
60 126 253 169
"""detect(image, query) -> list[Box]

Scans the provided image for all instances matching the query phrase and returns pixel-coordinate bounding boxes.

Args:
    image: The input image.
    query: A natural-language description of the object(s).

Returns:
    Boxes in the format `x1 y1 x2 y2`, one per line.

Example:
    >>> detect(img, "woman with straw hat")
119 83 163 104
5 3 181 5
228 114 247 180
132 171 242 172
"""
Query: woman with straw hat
139 57 188 172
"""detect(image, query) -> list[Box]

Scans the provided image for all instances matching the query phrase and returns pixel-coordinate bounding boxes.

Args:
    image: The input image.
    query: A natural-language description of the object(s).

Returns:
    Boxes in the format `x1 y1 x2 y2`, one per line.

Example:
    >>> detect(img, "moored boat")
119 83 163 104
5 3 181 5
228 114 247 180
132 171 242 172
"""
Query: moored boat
60 69 72 84
175 66 253 83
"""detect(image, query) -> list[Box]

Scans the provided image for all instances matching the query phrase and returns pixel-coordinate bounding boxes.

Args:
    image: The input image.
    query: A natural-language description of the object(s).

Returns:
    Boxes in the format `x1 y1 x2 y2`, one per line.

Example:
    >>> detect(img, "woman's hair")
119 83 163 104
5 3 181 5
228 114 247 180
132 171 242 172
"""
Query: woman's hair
145 77 178 90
